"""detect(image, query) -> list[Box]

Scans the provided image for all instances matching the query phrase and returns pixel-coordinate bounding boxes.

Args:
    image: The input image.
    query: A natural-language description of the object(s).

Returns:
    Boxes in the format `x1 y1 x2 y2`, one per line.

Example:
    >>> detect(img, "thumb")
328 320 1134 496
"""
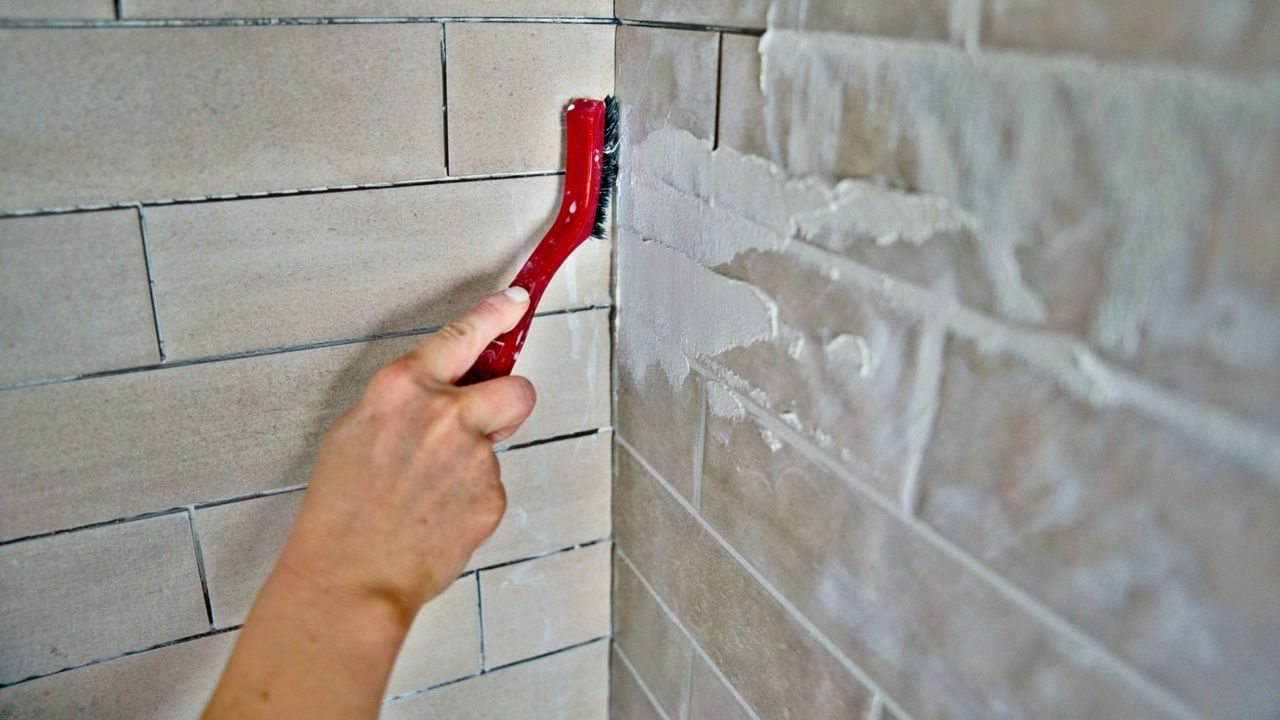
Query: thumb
407 286 530 384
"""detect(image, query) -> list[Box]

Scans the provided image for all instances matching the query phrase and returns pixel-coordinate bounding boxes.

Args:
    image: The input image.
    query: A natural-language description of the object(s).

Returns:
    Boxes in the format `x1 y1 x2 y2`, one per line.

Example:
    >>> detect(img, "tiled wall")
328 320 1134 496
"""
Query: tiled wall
612 2 1279 720
0 2 613 717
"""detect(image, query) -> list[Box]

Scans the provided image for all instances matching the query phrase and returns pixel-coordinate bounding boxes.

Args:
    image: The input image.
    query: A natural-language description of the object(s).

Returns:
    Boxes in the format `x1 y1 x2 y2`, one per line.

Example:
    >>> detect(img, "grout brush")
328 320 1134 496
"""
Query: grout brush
458 95 619 386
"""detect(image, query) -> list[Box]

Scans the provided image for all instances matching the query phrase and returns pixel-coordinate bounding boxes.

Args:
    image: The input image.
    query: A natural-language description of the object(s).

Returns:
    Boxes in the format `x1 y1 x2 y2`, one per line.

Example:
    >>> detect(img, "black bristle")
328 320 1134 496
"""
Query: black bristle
591 95 620 239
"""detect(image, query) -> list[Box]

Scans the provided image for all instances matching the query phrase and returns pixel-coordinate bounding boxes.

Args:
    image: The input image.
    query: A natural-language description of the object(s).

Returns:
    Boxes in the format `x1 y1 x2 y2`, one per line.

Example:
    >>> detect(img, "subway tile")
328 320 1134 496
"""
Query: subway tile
125 0 612 18
0 311 608 542
617 26 720 146
718 33 769 158
0 210 158 384
446 23 614 175
611 646 665 720
0 514 209 684
385 579 482 696
0 25 443 211
145 178 611 359
0 0 114 19
767 0 951 40
615 446 872 719
193 492 303 628
381 640 607 719
0 632 236 719
687 652 753 720
614 0 768 28
469 432 611 569
613 553 690 718
917 338 1280 718
699 385 1175 719
479 543 610 667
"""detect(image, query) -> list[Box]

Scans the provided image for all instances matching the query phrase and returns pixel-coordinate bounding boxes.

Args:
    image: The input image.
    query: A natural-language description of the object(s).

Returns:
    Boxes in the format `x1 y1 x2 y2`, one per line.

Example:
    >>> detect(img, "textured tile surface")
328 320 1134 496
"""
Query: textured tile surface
446 23 614 174
146 178 610 359
479 543 610 667
617 26 720 145
0 210 158 384
386 579 482 696
0 632 236 719
0 515 209 683
194 492 303 628
0 25 443 211
469 432 611 569
688 652 753 720
718 34 768 157
0 311 606 541
613 554 690 718
610 647 665 720
0 0 114 18
615 446 872 719
125 0 612 18
381 640 608 720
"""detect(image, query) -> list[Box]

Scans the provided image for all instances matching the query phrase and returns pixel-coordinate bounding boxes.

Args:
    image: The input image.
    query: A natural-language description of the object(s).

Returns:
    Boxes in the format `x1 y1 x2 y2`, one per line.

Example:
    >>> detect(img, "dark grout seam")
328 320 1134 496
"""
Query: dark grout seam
440 23 451 175
712 33 725 152
475 573 487 670
0 169 564 220
0 16 618 29
135 206 167 362
616 17 765 37
186 508 216 627
114 0 123 21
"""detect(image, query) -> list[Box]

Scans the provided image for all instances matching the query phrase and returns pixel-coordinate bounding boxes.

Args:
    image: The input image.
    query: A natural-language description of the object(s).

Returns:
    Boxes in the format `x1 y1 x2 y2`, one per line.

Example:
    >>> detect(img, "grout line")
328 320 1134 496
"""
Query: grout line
868 694 885 720
186 507 215 627
712 32 724 152
0 626 239 689
470 537 612 575
677 374 1204 720
679 640 695 719
615 548 762 720
616 17 764 36
114 0 123 20
439 23 450 175
613 644 673 720
0 303 611 393
0 169 564 219
497 426 611 453
691 372 708 512
475 572 487 671
135 206 167 362
0 16 618 29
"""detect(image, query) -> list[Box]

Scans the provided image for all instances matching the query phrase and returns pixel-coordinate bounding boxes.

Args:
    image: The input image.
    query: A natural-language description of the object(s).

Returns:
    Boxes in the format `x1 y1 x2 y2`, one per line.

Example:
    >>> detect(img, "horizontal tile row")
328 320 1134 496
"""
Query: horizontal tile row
0 22 613 211
0 308 610 542
120 1 614 19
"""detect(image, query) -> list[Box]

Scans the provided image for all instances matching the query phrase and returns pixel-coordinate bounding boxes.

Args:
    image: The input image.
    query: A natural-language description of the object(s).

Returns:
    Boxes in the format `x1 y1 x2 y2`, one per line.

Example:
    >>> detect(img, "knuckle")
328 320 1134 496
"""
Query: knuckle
436 318 476 346
368 359 417 397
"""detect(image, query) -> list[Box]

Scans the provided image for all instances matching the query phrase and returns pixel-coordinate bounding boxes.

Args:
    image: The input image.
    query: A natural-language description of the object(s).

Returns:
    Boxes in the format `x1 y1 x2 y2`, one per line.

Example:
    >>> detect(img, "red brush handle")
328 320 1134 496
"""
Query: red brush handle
457 98 606 386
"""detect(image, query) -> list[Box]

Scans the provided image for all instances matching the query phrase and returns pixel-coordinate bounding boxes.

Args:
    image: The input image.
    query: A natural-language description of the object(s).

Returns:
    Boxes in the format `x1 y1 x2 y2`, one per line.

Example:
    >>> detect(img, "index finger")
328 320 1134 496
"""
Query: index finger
406 287 530 384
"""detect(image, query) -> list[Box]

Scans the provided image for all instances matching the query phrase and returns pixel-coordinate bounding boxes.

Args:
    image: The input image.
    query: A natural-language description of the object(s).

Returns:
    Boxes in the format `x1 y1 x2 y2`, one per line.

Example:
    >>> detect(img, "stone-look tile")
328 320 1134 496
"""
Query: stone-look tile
616 317 703 502
0 211 158 384
0 25 443 211
193 492 302 628
0 632 236 719
768 0 951 40
700 387 1178 720
479 543 610 667
385 579 482 696
469 432 611 569
617 26 720 146
0 311 608 542
381 640 607 720
146 178 610 359
688 652 753 720
0 0 114 18
917 338 1280 719
446 23 614 175
0 515 209 684
759 34 1280 428
610 647 665 720
125 0 612 18
615 446 871 719
614 0 768 28
718 34 768 158
984 0 1280 73
613 554 690 718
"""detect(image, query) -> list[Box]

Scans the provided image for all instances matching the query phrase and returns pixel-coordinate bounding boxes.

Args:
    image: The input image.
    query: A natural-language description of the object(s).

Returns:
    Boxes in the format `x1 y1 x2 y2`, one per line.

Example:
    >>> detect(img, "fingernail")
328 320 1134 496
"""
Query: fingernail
502 286 530 304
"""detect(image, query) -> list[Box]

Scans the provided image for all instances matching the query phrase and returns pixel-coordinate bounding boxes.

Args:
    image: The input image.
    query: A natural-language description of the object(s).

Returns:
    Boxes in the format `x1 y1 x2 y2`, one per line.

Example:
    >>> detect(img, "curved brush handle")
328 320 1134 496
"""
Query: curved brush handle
457 98 606 386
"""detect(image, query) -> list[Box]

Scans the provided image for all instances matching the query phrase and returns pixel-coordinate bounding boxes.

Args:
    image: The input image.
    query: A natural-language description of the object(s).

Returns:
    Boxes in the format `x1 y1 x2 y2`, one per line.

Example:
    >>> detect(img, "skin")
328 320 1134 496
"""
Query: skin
202 287 536 720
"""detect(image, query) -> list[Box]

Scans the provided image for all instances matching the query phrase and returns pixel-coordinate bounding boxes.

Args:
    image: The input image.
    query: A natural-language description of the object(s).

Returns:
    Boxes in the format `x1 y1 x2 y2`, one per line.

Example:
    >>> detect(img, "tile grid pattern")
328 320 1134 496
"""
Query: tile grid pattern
612 2 1280 720
0 4 615 717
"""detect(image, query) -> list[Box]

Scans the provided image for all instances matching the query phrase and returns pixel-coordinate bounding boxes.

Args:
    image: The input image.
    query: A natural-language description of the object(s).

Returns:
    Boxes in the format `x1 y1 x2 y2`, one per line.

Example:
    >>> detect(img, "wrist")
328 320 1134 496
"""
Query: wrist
266 549 415 644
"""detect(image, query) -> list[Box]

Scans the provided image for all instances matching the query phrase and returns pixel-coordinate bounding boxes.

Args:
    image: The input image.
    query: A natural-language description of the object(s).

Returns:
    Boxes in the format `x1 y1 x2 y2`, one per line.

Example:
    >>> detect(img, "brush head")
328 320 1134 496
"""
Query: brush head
591 95 619 239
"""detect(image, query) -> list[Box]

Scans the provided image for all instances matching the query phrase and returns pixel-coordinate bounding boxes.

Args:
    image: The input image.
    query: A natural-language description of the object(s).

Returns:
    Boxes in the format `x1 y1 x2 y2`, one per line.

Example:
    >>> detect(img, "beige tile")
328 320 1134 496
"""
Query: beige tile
614 0 768 28
479 543 610 667
768 0 950 39
194 491 303 628
613 553 690 718
0 25 443 211
146 178 611 359
446 23 614 175
469 432 611 569
688 652 753 720
386 578 481 696
617 26 720 146
125 0 613 18
718 34 769 158
917 338 1280 718
0 311 606 542
380 640 607 720
615 446 871 719
700 386 1171 719
610 647 665 720
0 0 114 18
0 210 158 384
0 515 209 683
0 632 236 720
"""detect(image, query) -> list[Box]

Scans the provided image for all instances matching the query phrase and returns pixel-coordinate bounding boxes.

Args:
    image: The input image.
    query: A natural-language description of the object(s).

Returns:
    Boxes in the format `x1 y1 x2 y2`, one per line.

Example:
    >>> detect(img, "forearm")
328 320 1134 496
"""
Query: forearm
202 559 411 719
